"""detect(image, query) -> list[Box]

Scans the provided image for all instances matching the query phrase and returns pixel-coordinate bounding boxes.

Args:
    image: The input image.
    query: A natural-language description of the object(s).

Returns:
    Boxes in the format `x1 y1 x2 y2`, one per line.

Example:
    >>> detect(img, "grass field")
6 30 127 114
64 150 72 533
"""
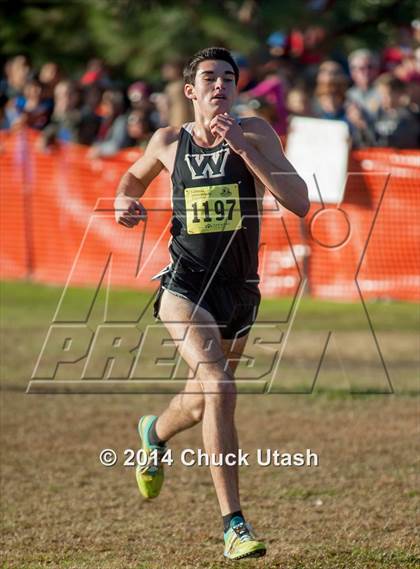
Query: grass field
1 281 419 568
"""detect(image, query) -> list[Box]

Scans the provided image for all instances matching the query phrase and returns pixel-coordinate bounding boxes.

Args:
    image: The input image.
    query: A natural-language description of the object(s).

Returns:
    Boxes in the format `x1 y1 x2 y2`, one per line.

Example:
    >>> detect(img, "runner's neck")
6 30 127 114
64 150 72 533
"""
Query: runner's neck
191 113 224 148
191 125 223 149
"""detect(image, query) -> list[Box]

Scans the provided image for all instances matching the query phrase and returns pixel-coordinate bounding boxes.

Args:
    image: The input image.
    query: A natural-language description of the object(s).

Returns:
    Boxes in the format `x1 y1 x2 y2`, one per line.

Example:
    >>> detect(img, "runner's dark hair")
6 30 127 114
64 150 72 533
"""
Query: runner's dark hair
183 47 239 85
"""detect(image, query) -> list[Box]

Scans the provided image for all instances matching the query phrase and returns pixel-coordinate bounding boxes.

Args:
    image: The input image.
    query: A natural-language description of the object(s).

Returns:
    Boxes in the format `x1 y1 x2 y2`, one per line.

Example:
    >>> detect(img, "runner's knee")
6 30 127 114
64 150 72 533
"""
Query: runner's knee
189 397 205 423
178 391 205 423
200 369 237 409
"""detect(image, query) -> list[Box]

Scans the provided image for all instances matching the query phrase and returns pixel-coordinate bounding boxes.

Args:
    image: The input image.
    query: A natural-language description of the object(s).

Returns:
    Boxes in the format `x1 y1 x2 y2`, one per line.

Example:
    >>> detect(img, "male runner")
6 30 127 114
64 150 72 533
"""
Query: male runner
114 47 309 560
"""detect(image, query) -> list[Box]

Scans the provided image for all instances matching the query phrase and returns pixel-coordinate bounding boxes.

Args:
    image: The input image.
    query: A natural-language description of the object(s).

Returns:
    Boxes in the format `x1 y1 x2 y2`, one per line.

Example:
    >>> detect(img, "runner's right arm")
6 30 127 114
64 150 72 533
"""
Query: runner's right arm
114 128 168 227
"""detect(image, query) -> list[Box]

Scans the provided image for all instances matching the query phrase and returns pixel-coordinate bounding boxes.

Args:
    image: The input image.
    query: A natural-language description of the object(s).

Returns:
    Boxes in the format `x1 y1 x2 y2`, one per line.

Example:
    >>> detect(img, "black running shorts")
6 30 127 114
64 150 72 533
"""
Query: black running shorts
153 263 261 340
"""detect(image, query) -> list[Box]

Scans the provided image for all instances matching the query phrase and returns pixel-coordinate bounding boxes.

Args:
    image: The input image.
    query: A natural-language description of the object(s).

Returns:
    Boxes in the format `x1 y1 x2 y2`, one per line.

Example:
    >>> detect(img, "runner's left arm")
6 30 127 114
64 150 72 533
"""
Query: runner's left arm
210 114 309 217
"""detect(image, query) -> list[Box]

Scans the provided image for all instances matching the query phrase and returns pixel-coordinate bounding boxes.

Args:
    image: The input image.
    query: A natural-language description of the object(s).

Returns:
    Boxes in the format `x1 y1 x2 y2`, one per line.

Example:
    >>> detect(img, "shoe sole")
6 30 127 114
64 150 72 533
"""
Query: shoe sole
225 547 267 560
135 465 162 500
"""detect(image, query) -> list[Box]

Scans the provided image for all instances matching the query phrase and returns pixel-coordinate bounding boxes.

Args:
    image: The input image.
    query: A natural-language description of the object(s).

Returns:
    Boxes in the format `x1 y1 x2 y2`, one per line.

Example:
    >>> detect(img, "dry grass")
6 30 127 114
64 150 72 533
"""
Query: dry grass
1 393 419 568
1 282 419 568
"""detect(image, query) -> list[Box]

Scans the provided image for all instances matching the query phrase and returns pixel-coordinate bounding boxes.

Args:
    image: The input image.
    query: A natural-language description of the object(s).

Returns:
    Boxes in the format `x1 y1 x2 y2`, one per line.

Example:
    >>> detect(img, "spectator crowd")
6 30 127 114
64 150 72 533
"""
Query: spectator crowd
1 21 419 155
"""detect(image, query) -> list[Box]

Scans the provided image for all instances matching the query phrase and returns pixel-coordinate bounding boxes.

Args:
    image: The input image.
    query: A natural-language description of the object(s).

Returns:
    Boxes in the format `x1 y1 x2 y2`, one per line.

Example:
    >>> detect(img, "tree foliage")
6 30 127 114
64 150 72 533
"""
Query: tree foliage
0 0 417 81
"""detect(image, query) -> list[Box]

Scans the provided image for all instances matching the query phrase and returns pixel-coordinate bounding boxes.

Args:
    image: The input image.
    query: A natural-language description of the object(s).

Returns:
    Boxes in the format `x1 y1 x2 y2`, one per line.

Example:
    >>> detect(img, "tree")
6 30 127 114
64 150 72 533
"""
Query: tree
0 0 417 82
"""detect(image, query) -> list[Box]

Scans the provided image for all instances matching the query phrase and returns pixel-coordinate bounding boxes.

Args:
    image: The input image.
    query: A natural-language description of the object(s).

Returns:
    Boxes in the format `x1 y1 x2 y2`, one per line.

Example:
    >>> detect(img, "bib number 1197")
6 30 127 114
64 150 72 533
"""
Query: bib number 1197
184 183 242 234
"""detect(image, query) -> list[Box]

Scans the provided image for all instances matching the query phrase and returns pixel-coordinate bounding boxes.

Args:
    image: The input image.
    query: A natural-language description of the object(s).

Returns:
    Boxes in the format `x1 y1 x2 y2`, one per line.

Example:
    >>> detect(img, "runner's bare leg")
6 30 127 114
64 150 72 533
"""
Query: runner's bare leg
155 289 246 515
155 332 247 439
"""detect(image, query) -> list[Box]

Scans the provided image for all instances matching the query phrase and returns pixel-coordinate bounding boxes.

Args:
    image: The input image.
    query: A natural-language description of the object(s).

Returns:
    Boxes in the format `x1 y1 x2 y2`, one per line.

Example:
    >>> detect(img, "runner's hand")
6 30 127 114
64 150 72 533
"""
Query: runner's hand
209 113 249 154
114 194 147 228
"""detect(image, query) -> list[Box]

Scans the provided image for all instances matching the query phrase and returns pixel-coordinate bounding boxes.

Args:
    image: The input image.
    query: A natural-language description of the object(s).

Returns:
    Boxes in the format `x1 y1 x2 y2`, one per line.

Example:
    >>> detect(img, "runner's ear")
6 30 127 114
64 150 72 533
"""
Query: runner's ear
184 83 196 100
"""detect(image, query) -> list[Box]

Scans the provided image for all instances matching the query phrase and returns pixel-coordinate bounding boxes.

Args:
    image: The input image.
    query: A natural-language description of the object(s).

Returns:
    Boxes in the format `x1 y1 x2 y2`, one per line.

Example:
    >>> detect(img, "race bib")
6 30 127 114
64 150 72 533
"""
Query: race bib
184 183 242 234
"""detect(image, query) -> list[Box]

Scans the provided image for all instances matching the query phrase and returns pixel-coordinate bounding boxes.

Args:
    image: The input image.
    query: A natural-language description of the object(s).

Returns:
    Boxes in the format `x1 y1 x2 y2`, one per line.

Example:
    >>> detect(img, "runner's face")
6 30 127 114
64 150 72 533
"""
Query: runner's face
190 60 237 115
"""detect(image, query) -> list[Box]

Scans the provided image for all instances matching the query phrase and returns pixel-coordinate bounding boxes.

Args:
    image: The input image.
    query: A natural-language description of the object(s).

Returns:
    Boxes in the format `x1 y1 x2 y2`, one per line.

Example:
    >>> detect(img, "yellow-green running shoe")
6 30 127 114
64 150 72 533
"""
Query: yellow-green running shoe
135 415 166 499
224 520 266 560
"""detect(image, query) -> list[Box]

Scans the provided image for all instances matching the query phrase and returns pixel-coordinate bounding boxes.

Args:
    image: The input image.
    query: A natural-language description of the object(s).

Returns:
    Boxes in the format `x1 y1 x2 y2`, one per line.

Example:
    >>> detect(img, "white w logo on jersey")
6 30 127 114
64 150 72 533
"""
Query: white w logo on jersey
185 146 230 179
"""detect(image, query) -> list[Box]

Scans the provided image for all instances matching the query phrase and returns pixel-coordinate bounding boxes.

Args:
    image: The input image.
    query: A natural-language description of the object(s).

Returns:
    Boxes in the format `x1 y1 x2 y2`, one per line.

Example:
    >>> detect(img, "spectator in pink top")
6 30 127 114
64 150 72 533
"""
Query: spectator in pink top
244 73 288 135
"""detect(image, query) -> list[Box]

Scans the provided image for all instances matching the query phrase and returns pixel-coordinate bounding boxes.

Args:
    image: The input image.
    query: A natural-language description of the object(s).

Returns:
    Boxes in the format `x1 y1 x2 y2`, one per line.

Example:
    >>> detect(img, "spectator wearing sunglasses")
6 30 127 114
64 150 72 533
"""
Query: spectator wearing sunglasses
347 49 381 117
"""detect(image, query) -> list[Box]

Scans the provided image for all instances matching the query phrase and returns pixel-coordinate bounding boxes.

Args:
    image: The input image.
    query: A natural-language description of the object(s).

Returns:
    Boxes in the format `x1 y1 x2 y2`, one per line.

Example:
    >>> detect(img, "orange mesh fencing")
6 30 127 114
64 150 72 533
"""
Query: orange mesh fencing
306 150 420 301
0 129 419 301
0 130 30 279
